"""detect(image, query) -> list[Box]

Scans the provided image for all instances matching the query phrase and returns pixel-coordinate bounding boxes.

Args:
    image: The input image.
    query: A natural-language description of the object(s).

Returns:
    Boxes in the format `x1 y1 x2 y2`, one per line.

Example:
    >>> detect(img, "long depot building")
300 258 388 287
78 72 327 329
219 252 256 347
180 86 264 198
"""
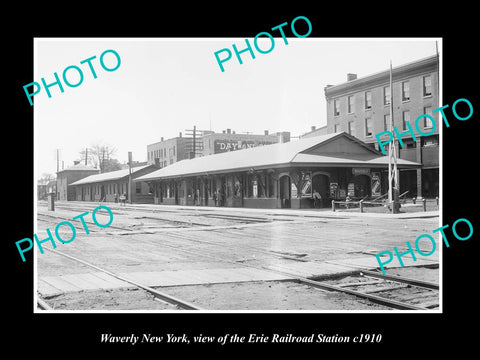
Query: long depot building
135 132 420 209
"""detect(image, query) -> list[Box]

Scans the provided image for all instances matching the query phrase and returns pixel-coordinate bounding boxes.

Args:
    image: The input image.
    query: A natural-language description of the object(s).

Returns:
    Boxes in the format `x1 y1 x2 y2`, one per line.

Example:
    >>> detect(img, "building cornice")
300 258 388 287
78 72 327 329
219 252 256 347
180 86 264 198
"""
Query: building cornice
324 55 439 99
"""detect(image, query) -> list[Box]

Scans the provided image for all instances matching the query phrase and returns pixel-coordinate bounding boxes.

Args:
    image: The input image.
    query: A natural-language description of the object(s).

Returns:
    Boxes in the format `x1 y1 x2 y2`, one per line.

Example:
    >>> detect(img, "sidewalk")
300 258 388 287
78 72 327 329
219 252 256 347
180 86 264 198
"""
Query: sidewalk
45 200 439 220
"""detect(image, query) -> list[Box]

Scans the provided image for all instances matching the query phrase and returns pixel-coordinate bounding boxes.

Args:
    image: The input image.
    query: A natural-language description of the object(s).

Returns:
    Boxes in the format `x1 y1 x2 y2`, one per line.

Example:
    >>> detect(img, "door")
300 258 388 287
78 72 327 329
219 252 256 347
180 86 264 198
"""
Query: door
279 175 291 208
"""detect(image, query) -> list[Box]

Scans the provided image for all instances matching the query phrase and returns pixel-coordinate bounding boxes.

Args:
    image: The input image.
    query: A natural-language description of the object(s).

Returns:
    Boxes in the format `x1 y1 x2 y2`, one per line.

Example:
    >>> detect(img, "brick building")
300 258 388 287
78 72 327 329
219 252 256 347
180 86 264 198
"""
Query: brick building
147 130 291 168
147 133 191 168
318 55 439 198
199 129 290 156
56 162 100 201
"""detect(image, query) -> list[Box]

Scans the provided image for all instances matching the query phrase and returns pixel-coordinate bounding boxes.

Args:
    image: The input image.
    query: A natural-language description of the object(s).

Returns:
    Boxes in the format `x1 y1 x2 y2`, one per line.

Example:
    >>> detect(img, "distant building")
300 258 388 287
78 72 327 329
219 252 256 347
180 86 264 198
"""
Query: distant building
146 133 191 168
147 129 290 168
323 55 439 198
199 129 290 156
56 162 100 201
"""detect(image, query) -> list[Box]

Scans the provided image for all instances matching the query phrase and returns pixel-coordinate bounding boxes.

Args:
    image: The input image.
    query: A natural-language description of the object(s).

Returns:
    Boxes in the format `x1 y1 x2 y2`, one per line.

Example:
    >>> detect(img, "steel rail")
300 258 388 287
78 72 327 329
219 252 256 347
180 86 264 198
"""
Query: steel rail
149 233 431 310
37 297 53 310
42 247 202 311
359 270 439 290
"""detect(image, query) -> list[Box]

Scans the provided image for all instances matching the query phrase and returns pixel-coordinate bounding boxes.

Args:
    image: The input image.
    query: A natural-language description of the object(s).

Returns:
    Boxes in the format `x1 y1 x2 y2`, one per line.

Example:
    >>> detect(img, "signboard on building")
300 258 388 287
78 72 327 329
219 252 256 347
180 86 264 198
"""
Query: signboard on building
371 172 381 196
330 182 338 197
352 168 371 176
348 183 355 196
214 140 275 154
300 172 312 197
291 183 297 198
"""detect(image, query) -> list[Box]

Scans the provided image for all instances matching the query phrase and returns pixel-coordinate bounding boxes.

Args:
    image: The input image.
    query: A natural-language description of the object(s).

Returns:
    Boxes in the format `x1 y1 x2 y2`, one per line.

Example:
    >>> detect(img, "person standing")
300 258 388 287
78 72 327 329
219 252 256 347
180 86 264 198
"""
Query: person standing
313 189 321 208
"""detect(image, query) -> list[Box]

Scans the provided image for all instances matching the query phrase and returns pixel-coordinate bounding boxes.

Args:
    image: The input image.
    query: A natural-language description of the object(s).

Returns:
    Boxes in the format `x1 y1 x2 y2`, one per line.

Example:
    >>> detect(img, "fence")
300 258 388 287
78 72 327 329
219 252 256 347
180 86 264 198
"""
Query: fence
331 193 438 213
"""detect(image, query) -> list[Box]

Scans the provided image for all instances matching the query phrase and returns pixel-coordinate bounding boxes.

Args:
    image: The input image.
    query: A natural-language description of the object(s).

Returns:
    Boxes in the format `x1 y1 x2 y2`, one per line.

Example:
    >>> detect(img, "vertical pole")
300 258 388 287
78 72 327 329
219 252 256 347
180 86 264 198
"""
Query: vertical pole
56 149 59 173
193 125 196 159
389 61 400 214
85 148 88 166
128 151 132 204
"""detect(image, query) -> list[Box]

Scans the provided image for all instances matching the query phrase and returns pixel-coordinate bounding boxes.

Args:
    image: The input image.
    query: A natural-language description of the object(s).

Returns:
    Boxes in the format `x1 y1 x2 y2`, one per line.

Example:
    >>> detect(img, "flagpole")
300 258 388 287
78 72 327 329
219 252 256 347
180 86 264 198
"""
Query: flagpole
389 61 399 213
388 61 393 204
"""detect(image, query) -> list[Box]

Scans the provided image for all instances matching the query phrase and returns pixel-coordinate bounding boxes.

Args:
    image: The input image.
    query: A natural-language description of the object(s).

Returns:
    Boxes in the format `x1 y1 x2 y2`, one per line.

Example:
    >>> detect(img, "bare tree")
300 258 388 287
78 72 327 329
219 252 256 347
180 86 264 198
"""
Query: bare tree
79 142 118 173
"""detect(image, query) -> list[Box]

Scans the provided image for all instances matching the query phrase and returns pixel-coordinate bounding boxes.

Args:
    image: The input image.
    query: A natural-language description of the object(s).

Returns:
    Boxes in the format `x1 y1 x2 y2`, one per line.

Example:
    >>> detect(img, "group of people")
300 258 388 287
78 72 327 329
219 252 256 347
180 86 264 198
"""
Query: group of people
212 188 226 207
113 193 127 206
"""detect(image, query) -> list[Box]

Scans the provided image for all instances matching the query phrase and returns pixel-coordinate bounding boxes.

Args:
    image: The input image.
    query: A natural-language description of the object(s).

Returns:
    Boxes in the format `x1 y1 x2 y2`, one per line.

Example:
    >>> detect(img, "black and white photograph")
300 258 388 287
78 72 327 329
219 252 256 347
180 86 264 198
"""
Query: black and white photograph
32 37 442 313
6 7 479 354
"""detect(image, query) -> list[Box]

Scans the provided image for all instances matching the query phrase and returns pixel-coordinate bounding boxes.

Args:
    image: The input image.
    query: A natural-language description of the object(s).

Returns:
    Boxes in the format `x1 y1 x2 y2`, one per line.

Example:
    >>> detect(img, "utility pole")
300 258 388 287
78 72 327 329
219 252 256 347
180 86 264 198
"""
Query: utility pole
128 151 133 204
193 125 196 159
185 126 204 159
56 149 59 172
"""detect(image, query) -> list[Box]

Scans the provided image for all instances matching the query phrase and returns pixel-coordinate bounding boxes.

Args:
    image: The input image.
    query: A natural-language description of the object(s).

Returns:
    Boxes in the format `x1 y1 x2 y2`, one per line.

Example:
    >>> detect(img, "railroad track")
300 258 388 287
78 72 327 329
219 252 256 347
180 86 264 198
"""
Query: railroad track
39 247 202 311
129 230 439 310
36 204 439 311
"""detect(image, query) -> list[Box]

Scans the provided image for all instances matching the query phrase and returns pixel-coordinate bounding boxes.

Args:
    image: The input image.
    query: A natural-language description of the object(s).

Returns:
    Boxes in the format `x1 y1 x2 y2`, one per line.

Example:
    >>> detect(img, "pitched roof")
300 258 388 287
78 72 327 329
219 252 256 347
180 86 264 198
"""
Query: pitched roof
136 132 421 181
70 165 153 185
57 163 99 173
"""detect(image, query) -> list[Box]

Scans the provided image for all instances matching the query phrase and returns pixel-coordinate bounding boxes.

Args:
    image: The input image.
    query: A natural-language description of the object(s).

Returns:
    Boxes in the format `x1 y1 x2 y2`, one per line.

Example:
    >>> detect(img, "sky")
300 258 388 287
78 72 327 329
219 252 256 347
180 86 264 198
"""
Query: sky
34 38 440 178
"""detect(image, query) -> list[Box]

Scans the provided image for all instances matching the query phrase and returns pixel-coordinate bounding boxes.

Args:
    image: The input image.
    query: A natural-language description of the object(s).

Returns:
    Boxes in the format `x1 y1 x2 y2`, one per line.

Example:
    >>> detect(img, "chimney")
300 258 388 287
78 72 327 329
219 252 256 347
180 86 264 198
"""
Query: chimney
311 126 316 132
227 128 231 134
179 132 182 138
347 73 357 81
264 130 269 135
73 160 80 165
161 137 164 142
222 130 226 134
232 130 235 134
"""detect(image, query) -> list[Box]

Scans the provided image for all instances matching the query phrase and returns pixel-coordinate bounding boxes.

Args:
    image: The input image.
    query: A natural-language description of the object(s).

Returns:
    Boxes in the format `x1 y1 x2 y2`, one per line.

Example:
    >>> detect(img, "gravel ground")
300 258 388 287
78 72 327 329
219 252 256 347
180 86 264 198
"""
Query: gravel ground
42 280 393 311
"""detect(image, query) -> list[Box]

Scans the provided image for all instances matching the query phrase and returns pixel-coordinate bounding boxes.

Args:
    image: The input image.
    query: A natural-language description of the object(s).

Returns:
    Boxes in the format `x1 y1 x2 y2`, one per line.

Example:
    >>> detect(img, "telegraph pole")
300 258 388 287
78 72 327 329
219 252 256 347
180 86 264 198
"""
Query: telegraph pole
128 151 133 204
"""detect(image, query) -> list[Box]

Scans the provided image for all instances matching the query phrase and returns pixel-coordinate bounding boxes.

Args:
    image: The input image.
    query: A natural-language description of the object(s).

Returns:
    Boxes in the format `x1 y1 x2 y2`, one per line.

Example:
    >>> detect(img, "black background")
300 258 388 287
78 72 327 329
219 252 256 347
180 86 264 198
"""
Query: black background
5 5 477 355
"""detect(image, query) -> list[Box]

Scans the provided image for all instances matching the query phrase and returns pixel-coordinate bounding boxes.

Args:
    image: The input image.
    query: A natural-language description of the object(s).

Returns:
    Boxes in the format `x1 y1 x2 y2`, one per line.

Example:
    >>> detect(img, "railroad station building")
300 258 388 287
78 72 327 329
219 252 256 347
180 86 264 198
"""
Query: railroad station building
70 164 158 203
136 132 420 209
303 55 439 198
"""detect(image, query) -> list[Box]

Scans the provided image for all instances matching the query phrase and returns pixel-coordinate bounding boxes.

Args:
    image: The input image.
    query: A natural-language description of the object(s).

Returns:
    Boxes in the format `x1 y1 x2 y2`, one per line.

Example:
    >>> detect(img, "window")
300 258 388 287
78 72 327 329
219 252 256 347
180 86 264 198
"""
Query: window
423 75 432 97
424 106 434 128
402 81 410 101
402 110 410 130
384 114 390 131
365 91 372 109
334 124 340 132
173 145 176 156
422 135 439 147
348 121 356 137
136 182 141 194
334 99 340 116
384 86 391 105
348 95 354 113
365 118 373 137
164 148 166 157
